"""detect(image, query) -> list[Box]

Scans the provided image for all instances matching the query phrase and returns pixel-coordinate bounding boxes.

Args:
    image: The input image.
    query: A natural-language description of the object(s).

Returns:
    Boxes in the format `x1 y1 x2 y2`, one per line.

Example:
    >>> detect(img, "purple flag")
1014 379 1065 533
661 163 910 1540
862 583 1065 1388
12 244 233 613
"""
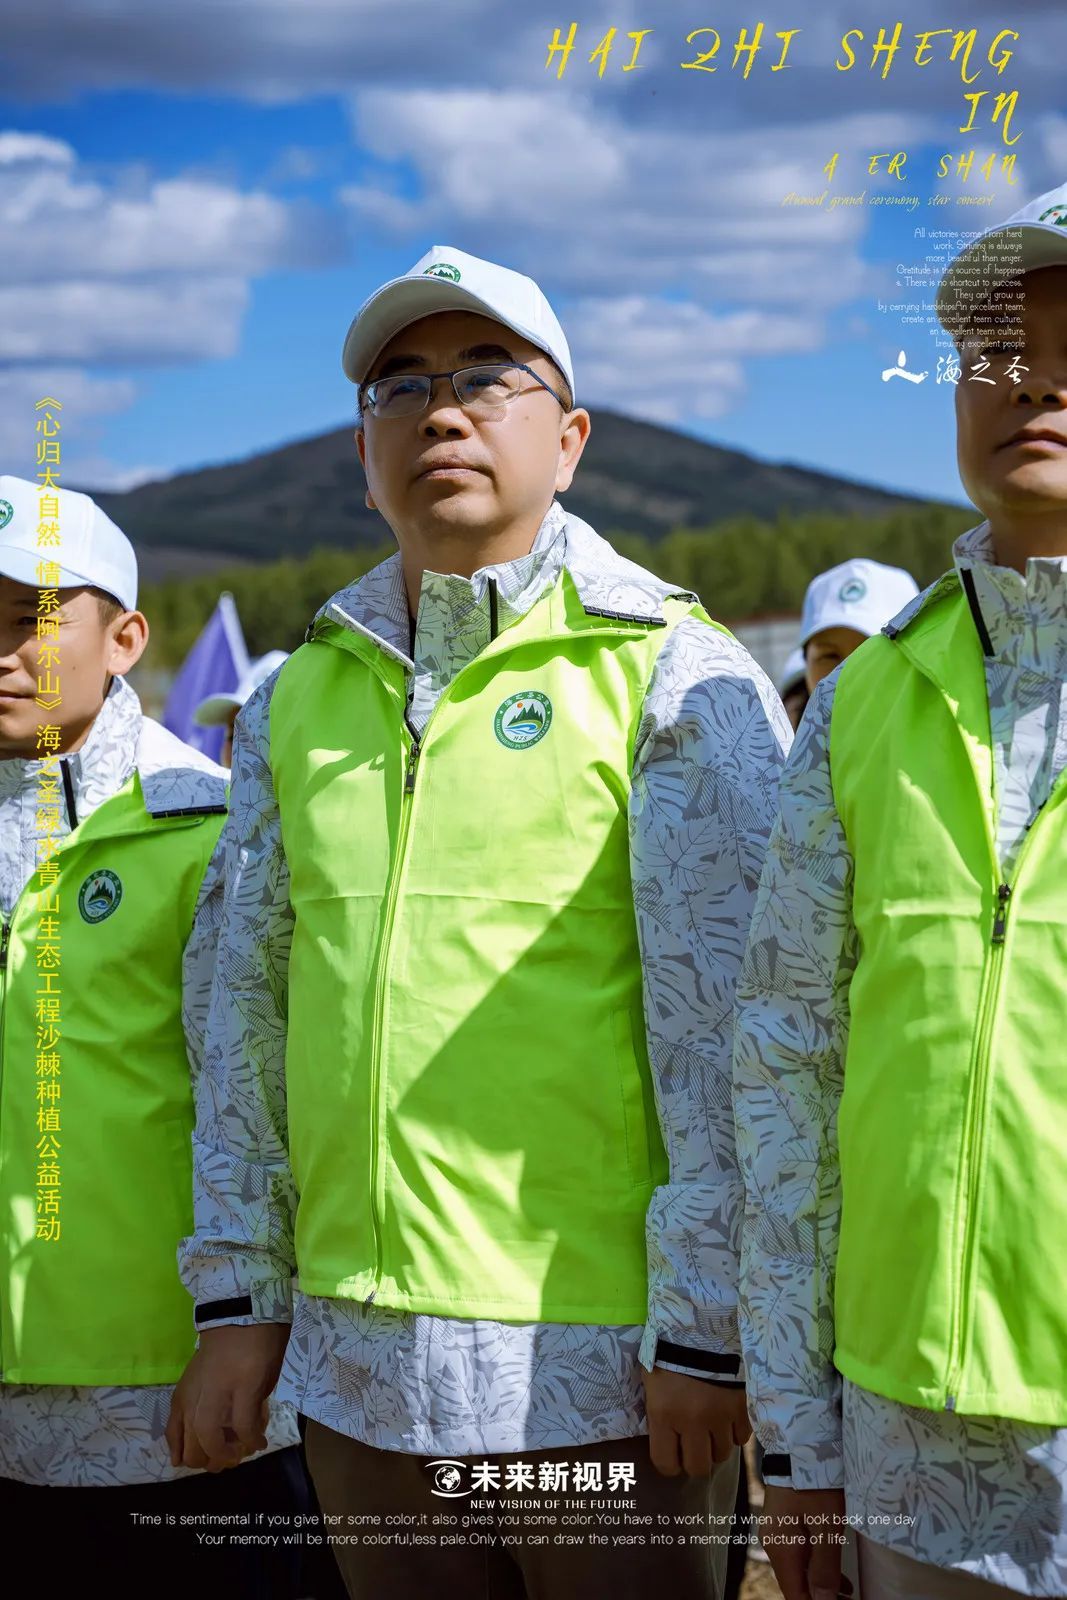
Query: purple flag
162 592 249 764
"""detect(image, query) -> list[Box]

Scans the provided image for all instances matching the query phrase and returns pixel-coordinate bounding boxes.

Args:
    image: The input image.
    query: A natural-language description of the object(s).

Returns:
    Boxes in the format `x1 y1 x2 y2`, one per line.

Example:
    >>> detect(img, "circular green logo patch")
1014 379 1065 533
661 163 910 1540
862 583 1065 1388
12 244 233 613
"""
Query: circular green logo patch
78 869 123 923
838 578 867 604
1038 205 1067 228
0 500 12 530
424 263 461 282
494 691 552 750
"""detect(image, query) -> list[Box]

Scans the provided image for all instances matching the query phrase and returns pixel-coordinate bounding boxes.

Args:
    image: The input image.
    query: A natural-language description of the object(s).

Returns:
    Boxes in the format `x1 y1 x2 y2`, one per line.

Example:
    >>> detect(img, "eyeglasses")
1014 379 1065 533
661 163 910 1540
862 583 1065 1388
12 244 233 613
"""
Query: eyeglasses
359 362 568 421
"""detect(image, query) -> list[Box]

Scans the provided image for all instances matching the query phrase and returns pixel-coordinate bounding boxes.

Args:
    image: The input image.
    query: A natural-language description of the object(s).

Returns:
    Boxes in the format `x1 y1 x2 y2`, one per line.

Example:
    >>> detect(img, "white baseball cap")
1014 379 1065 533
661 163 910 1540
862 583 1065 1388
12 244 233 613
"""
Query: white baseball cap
341 245 575 398
0 475 137 610
936 181 1067 336
193 649 290 727
800 558 920 650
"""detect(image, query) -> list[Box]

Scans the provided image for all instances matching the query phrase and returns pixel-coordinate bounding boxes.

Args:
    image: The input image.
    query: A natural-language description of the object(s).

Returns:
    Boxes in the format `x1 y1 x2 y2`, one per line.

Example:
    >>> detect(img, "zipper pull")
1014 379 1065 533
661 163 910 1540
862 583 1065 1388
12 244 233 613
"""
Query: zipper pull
991 883 1012 944
0 919 9 971
404 742 420 795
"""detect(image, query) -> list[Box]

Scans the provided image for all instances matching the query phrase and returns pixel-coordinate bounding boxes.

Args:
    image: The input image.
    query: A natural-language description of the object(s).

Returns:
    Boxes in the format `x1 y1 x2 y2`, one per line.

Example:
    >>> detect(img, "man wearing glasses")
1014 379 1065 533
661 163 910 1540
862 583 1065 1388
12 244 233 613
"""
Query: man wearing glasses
172 247 790 1599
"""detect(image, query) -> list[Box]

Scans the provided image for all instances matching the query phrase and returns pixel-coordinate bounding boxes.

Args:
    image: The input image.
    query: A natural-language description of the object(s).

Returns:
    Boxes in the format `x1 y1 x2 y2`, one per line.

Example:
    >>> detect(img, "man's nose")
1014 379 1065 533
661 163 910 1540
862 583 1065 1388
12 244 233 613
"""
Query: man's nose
1009 363 1067 408
419 377 474 438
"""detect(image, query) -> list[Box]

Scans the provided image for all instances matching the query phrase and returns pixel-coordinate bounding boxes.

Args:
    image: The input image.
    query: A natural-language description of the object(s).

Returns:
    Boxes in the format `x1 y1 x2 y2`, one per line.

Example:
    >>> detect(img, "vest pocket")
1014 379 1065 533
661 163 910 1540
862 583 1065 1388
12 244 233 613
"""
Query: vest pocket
612 1008 653 1189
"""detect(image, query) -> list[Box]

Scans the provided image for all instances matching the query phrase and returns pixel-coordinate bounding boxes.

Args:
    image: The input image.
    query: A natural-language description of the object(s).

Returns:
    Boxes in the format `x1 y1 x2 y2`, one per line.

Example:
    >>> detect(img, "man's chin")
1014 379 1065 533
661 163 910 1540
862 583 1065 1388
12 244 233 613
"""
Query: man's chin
414 486 495 527
0 718 40 757
993 460 1067 505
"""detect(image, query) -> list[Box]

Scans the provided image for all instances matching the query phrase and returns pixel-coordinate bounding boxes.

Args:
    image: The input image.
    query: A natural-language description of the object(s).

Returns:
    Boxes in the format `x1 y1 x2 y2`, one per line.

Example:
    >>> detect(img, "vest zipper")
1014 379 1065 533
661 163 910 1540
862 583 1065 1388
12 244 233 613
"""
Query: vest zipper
404 739 420 795
351 608 671 1304
365 721 420 1303
0 916 5 1377
990 883 1011 944
944 798 1054 1411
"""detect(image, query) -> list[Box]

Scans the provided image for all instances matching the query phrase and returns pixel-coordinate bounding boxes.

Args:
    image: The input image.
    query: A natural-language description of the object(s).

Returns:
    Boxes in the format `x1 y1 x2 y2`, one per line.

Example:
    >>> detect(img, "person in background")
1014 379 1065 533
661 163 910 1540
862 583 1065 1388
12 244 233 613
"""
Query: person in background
734 183 1067 1599
194 649 290 767
800 557 919 692
0 477 304 1598
777 646 809 730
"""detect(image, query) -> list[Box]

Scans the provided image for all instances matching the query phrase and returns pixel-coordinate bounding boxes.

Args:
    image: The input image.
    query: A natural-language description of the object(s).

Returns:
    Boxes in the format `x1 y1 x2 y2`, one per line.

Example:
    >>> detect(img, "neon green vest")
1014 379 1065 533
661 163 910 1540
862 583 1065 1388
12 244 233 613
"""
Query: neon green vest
830 584 1067 1423
270 571 718 1323
0 773 225 1384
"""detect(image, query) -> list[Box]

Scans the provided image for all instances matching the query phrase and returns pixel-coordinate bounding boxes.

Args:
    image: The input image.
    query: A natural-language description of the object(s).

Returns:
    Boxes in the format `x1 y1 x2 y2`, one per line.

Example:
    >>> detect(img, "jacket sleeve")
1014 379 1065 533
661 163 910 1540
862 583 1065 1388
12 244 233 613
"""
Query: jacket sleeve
178 672 298 1329
633 618 793 1380
732 671 857 1488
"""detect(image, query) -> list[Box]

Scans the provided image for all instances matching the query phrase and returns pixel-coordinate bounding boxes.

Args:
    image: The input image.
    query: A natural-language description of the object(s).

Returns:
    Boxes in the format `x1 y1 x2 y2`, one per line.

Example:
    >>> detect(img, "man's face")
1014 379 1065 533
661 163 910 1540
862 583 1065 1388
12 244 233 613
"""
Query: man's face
955 264 1067 522
221 706 239 769
0 579 143 757
805 625 867 692
355 309 589 546
782 681 810 731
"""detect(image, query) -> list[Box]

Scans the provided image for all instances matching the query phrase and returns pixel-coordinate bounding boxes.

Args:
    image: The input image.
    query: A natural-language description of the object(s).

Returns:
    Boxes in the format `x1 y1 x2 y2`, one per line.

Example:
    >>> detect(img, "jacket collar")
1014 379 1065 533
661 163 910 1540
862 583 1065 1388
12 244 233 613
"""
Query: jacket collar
0 675 226 826
135 717 228 818
884 520 1067 675
309 501 692 662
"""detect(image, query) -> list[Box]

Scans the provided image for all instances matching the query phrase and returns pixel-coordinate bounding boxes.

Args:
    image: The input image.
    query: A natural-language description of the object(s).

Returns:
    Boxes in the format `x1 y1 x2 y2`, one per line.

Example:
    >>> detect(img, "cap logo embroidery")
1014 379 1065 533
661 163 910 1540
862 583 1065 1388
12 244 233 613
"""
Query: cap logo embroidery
1038 205 1067 228
0 500 12 530
424 263 461 282
839 578 867 604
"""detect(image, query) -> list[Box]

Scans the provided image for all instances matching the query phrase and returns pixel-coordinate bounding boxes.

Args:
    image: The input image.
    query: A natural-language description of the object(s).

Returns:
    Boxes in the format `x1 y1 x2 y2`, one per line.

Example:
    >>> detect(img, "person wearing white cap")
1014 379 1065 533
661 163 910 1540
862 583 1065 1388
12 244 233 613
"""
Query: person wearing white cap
173 244 793 1599
799 557 920 693
776 647 809 731
194 649 290 768
735 185 1067 1600
0 477 304 1593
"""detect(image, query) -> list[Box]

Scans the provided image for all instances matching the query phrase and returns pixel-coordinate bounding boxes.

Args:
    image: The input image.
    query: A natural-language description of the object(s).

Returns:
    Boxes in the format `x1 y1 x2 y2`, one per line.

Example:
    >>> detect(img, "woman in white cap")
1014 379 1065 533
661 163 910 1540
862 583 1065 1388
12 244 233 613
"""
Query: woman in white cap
776 646 810 731
799 557 920 692
194 649 290 767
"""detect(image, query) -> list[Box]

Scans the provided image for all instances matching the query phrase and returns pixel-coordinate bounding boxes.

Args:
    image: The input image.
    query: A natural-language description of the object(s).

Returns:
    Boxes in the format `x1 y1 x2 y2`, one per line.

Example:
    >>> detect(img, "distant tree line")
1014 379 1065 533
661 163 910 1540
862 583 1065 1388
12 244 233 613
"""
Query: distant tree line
138 502 975 670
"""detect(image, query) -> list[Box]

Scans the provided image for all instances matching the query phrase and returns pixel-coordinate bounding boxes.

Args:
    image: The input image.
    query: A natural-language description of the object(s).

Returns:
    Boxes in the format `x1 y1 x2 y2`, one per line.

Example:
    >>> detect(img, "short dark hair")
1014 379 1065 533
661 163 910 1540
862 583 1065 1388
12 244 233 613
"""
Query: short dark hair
88 586 126 625
549 360 574 413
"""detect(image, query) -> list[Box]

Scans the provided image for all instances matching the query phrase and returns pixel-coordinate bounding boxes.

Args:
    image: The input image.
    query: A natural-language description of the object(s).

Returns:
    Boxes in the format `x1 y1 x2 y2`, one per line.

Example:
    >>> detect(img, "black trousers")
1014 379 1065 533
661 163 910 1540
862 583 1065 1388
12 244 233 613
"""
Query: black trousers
0 1443 336 1600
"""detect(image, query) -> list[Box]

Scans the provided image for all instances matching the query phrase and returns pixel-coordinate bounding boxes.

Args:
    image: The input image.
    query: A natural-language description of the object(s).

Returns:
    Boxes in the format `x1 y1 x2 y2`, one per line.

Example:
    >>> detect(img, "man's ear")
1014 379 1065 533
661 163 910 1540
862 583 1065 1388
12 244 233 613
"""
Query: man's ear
555 408 591 495
107 610 149 676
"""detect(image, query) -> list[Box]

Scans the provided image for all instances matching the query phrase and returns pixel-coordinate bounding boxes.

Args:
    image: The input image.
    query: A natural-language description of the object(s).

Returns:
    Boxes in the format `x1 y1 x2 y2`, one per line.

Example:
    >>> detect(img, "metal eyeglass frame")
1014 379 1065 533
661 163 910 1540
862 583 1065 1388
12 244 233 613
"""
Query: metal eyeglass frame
359 362 568 420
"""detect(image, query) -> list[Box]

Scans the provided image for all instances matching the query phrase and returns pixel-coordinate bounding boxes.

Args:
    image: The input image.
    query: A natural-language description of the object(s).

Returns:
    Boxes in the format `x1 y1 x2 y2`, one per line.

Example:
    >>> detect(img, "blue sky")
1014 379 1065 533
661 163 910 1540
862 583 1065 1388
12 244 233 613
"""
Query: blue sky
1 1 1064 507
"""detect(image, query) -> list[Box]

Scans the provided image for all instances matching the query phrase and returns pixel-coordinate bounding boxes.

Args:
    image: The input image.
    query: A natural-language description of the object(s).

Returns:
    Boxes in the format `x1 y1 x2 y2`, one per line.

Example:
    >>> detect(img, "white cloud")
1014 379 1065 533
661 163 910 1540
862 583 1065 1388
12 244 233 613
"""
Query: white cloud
338 89 932 422
569 296 823 420
0 130 342 452
342 91 931 304
0 133 335 283
0 279 249 364
0 368 138 474
0 1 571 100
1 0 1063 123
0 132 73 167
65 458 165 492
1039 115 1067 176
